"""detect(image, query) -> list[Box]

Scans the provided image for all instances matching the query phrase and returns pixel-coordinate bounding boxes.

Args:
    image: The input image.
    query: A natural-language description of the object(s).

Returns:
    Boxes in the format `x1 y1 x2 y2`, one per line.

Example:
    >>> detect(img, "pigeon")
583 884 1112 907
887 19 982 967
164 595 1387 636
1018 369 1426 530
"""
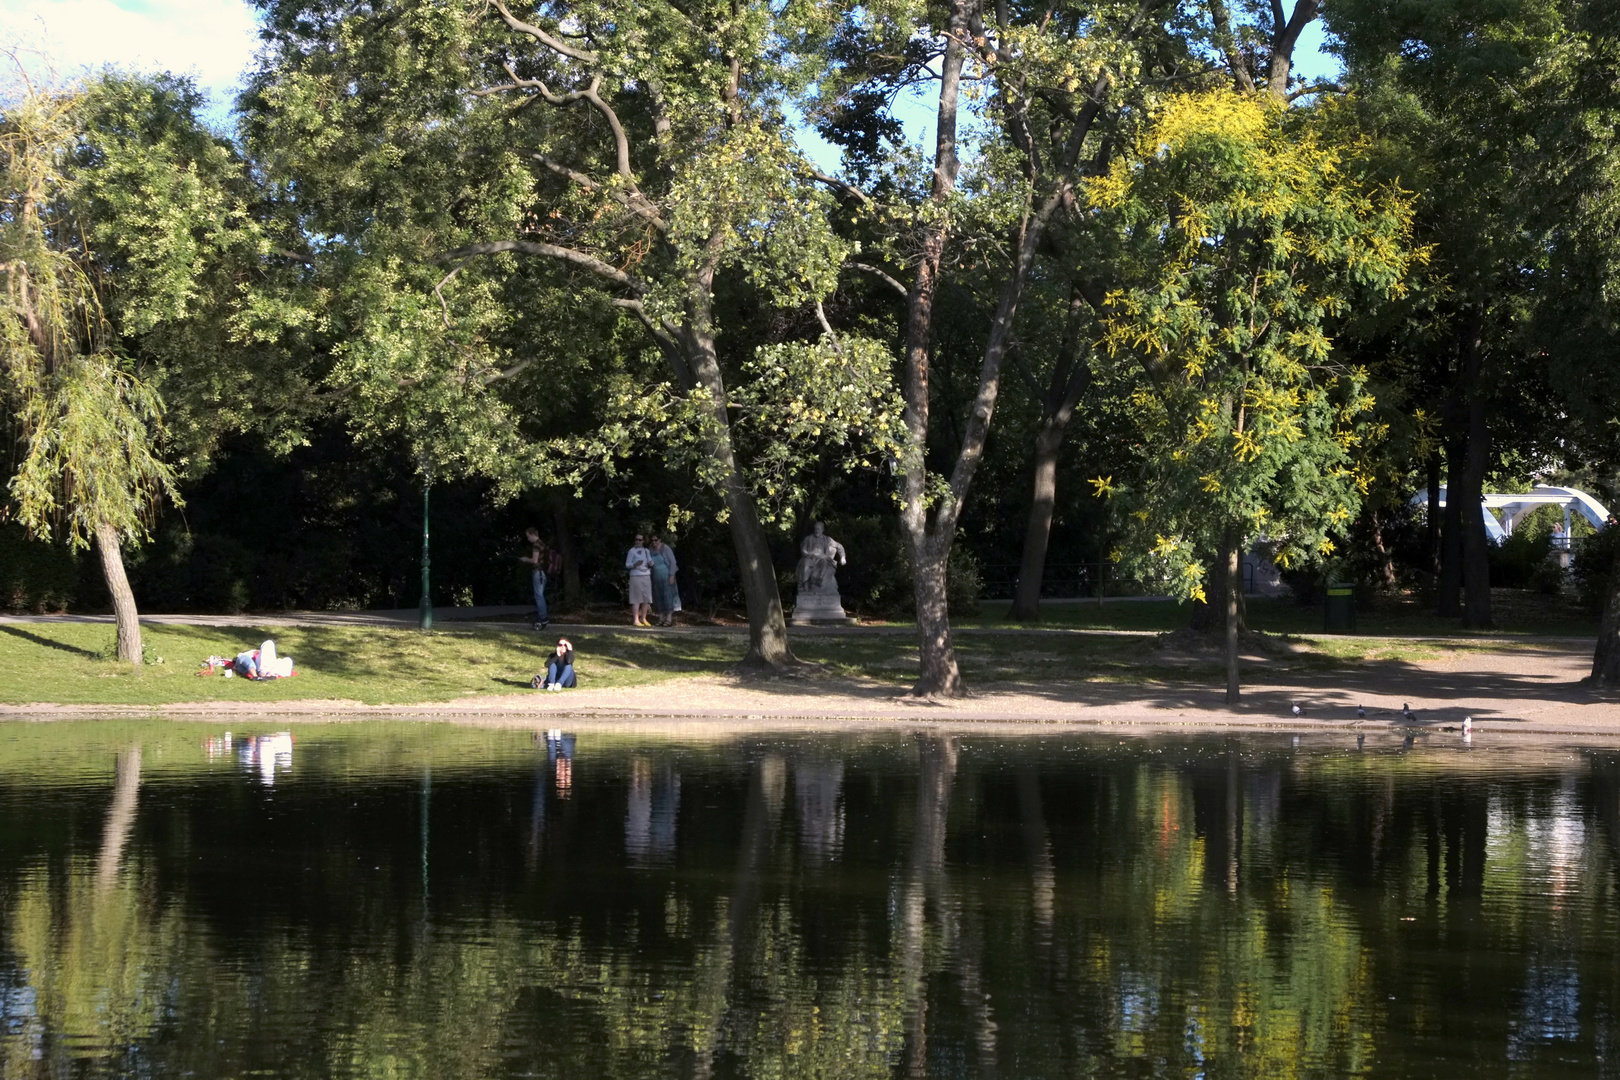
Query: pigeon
1291 703 1302 716
1357 706 1366 719
1402 702 1415 722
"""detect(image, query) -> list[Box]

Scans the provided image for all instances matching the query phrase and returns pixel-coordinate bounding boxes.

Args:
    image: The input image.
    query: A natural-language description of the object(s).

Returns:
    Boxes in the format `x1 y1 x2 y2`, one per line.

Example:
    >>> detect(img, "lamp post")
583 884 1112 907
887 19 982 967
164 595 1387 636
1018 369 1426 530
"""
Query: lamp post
418 481 433 630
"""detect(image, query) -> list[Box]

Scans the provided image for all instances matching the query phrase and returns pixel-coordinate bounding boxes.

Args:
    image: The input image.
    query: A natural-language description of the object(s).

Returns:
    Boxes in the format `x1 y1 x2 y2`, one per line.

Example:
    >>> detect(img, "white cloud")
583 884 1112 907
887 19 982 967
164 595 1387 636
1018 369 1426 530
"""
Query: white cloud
0 0 258 113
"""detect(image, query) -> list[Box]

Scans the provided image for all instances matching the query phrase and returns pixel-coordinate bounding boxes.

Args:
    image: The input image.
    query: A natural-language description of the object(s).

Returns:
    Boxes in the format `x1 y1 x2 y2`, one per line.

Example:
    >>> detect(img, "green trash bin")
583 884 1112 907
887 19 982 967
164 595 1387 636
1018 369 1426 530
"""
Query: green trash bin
1324 582 1356 633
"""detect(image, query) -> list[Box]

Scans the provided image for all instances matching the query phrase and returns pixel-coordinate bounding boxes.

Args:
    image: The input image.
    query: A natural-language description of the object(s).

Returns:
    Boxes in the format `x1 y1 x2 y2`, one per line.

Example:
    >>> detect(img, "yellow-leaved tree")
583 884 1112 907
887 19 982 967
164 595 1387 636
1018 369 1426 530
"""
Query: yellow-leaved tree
1090 90 1420 703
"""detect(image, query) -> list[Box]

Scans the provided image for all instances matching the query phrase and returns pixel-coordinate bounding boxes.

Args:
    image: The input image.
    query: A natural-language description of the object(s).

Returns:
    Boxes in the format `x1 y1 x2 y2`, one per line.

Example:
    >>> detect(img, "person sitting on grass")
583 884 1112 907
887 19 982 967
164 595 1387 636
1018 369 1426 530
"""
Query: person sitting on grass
534 638 575 691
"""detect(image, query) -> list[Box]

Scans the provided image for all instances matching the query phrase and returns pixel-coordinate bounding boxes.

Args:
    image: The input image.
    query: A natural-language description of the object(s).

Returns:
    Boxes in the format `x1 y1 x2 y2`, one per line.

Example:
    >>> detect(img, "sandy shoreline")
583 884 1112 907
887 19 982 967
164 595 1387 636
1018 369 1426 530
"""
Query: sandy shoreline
7 639 1620 739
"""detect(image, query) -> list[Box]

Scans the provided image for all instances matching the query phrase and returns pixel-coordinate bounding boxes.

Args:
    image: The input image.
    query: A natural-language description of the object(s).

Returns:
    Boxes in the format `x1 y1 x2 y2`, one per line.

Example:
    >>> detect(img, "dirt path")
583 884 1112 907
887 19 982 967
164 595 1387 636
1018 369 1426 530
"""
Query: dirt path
8 638 1620 739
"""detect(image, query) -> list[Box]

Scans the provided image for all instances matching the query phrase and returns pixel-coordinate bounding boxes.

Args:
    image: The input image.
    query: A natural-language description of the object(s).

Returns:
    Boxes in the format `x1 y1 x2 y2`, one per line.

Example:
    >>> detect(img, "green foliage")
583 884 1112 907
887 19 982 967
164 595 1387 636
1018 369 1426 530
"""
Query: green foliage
1087 90 1418 601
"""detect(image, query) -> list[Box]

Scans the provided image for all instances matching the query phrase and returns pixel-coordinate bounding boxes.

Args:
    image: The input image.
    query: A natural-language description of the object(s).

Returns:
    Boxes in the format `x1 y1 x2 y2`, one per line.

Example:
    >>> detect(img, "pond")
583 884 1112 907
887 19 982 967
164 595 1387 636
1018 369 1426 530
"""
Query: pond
2 721 1619 1078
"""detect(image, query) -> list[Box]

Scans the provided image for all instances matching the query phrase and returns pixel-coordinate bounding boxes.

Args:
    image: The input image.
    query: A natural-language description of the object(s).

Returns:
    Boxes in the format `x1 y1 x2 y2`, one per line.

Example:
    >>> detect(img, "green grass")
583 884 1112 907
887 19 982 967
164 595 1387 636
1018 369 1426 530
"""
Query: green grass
0 623 746 706
0 612 1559 707
959 589 1601 638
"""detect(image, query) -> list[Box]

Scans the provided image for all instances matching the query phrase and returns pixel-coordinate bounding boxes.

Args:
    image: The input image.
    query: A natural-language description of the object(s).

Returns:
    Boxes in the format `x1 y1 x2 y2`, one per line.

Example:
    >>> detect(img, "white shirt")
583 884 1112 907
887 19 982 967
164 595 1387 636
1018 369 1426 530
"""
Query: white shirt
626 545 652 577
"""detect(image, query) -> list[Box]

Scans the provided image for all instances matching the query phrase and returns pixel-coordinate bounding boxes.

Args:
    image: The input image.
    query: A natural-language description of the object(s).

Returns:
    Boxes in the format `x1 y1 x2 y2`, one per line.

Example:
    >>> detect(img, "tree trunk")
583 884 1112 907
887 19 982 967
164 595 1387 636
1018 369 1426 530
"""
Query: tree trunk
1590 544 1620 684
911 539 965 696
549 491 582 611
95 521 142 665
1009 289 1091 622
1224 541 1242 705
1193 538 1247 635
897 0 969 697
1371 509 1396 591
1009 421 1064 621
1457 319 1493 629
1437 434 1464 617
1425 452 1442 581
685 309 796 670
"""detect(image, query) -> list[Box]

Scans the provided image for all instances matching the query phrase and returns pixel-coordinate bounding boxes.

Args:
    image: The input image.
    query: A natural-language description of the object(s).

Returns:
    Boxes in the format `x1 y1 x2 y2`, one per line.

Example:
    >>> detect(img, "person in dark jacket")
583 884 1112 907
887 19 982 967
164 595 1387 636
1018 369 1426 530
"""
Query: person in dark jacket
535 638 575 690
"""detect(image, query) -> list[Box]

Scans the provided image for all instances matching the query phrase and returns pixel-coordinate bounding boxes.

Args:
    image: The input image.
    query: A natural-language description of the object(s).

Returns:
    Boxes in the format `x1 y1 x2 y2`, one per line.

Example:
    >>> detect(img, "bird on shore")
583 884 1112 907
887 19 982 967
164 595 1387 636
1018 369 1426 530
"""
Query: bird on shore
1357 706 1366 719
1402 703 1415 722
1291 702 1302 717
1463 716 1473 735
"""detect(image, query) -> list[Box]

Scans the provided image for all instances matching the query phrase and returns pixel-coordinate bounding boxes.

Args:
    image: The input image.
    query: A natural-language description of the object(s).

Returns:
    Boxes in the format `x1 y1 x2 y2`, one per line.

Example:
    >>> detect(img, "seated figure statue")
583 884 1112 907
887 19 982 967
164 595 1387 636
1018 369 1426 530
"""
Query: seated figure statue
793 522 856 625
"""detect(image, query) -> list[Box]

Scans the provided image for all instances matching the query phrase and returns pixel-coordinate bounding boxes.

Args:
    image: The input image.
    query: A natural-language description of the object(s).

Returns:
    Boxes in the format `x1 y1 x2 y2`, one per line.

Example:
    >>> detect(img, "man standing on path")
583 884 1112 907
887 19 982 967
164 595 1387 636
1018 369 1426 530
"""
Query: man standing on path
626 533 654 627
520 527 550 630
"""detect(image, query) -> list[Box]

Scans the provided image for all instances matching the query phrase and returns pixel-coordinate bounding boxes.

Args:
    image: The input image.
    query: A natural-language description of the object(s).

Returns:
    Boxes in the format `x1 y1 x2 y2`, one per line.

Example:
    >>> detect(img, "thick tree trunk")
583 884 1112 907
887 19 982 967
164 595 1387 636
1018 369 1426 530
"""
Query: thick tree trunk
1590 545 1620 684
1010 289 1091 622
1459 397 1493 629
1437 435 1464 617
686 310 796 670
1224 541 1242 705
1371 509 1396 590
897 0 968 697
1010 422 1064 621
95 521 142 665
911 540 965 696
1457 323 1493 629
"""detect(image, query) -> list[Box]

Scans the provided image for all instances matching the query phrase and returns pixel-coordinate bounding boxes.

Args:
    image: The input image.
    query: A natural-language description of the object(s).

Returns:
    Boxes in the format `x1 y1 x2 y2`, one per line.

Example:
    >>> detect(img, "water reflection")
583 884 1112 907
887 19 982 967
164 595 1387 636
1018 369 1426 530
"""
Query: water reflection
203 729 295 783
4 727 1620 1077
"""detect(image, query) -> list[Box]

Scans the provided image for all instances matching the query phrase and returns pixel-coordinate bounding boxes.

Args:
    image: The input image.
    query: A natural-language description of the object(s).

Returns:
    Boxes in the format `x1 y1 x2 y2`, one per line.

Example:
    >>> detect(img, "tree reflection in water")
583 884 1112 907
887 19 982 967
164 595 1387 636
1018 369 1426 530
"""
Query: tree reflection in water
1 727 1619 1078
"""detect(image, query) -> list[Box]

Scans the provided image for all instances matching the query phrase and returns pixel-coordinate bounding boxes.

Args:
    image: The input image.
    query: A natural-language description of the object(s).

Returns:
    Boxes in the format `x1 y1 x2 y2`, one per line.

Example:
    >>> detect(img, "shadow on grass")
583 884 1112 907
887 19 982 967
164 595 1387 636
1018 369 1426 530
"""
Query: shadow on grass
0 624 102 659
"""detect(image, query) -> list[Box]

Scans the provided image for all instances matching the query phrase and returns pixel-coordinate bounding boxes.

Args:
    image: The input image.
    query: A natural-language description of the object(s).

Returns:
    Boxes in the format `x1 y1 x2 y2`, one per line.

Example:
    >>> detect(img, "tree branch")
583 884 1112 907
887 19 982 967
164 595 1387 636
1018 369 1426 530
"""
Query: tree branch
489 0 598 62
814 299 844 357
441 240 648 293
529 152 667 231
612 297 695 388
806 170 871 206
1288 79 1346 101
847 261 909 298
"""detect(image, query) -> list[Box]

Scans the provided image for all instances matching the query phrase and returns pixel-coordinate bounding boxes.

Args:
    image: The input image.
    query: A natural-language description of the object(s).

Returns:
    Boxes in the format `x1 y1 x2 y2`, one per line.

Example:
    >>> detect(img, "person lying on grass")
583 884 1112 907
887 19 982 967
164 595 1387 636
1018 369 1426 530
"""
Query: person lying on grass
532 639 575 690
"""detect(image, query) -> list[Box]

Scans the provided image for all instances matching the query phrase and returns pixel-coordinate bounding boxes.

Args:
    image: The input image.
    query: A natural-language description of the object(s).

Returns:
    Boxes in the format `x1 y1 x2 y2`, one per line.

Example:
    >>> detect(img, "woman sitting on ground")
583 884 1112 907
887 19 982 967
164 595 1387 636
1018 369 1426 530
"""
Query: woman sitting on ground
536 638 575 690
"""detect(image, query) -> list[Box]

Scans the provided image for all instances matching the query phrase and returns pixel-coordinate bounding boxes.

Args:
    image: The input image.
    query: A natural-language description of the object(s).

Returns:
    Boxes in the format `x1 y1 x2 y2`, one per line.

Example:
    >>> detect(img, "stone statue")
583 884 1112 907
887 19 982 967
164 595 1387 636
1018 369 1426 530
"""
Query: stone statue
792 522 856 625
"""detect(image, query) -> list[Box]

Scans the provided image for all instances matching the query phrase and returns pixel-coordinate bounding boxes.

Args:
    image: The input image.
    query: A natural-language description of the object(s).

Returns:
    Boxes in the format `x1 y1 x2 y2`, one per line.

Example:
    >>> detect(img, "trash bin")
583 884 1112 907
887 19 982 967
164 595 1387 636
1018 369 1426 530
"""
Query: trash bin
1324 582 1356 633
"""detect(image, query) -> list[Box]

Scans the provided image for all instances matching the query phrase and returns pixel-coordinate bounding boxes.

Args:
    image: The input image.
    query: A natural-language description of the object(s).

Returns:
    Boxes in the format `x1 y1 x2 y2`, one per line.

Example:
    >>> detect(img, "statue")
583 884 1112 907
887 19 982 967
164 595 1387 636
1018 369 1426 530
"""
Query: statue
792 522 856 625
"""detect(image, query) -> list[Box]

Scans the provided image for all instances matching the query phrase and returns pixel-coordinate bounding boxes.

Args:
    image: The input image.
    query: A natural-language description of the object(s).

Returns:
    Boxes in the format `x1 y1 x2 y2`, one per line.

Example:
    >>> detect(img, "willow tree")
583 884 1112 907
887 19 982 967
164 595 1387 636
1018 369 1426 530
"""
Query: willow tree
1 86 160 662
1091 91 1417 702
2 73 253 662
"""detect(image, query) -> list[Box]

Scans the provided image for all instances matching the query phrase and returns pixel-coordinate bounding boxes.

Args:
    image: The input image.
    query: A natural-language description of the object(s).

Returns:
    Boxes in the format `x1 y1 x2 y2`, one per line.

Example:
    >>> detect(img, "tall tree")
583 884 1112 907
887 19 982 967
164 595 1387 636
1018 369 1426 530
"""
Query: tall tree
1091 90 1417 702
245 0 894 669
1009 0 1330 623
1328 0 1580 629
812 0 1191 693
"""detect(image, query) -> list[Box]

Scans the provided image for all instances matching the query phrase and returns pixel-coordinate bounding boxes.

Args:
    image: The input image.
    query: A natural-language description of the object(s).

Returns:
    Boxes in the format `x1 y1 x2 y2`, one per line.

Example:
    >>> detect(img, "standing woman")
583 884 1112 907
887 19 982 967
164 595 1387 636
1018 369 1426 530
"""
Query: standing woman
625 533 654 627
649 537 679 627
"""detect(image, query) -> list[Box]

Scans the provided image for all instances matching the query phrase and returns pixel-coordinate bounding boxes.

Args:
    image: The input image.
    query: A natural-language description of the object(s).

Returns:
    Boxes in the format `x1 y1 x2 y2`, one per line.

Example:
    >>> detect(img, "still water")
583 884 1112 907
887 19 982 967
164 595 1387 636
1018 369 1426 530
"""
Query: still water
2 721 1620 1078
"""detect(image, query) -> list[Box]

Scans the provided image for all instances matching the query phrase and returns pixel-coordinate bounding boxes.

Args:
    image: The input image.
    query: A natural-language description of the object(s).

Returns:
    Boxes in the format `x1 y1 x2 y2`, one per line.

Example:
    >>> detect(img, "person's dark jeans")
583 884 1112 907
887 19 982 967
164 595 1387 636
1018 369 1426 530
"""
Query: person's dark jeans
545 660 576 688
532 569 548 624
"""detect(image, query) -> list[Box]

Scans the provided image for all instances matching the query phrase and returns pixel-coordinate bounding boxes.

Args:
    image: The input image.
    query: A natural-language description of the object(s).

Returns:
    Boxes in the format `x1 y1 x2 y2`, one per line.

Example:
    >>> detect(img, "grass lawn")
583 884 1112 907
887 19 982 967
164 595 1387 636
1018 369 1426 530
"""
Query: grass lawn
0 602 1567 707
959 588 1601 638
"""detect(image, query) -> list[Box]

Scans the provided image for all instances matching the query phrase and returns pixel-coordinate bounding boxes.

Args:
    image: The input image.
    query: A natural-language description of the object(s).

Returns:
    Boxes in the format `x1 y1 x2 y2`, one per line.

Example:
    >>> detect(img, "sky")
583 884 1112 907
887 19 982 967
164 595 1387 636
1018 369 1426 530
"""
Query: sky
0 0 1338 155
0 0 256 115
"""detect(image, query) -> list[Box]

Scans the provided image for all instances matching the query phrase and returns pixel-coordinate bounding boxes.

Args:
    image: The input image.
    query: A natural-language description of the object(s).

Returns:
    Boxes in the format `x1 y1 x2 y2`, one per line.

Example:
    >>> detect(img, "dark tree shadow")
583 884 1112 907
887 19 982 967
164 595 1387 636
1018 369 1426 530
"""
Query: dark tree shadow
0 624 102 659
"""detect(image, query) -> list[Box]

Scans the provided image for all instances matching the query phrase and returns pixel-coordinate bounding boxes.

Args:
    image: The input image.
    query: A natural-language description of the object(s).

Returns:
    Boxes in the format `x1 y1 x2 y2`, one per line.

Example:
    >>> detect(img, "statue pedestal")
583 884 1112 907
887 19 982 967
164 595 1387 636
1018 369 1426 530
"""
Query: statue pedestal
791 591 858 626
